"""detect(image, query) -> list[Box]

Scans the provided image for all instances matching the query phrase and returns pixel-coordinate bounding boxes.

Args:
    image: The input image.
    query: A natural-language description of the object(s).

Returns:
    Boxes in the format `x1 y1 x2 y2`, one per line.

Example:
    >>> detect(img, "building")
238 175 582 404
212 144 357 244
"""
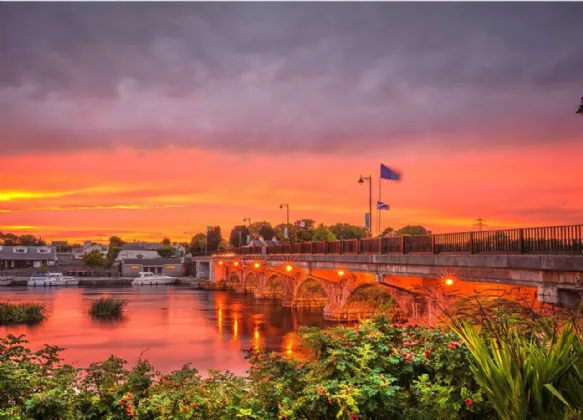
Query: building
0 245 58 269
115 242 165 261
119 258 184 277
51 241 69 251
72 241 109 260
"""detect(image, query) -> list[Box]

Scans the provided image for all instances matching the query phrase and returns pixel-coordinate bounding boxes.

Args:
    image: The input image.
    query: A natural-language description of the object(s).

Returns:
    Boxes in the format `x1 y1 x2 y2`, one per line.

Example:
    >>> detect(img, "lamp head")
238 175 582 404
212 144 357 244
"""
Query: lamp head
279 204 283 209
577 97 583 116
358 177 365 184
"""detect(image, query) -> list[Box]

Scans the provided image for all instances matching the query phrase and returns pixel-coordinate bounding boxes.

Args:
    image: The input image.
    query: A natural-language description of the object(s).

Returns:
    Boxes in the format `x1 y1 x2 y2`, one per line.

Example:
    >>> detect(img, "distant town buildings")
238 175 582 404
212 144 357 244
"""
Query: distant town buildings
72 240 109 260
0 245 58 269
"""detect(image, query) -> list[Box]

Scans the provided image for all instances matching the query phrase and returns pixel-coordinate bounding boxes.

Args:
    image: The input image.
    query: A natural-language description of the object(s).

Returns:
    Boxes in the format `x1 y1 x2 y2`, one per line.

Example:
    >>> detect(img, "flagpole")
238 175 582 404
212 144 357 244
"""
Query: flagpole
378 174 382 236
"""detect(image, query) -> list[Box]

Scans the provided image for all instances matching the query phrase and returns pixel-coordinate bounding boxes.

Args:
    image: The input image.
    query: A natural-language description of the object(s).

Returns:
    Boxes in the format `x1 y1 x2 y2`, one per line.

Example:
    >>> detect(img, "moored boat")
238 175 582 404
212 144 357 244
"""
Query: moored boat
132 272 176 285
0 277 15 287
28 272 80 287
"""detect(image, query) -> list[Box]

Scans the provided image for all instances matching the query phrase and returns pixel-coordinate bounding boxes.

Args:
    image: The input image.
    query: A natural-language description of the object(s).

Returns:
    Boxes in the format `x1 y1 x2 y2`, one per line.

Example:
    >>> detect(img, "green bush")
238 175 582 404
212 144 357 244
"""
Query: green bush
89 297 128 319
0 314 581 419
0 301 46 325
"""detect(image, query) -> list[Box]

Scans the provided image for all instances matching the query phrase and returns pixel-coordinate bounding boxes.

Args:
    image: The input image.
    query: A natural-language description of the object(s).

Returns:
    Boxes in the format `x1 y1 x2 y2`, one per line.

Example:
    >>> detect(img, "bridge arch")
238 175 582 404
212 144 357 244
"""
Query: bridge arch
226 272 241 290
244 272 259 292
263 274 289 300
291 277 329 308
445 295 537 324
324 284 408 322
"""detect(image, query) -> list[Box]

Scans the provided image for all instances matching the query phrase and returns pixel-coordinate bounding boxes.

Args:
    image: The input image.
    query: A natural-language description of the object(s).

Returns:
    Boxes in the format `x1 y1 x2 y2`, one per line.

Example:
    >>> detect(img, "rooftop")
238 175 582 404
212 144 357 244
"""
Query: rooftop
0 245 57 261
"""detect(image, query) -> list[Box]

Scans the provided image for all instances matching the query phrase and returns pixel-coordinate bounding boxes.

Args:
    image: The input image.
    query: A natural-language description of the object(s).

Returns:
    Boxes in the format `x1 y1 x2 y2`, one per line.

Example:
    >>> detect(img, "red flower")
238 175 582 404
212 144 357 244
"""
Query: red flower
424 349 432 358
328 398 332 404
464 398 474 406
448 341 459 350
351 414 359 419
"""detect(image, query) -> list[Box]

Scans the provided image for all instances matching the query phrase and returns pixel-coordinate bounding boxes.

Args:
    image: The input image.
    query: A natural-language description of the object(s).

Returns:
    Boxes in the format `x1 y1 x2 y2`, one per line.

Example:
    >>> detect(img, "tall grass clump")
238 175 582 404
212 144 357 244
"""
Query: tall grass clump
444 290 583 420
0 301 47 325
89 296 128 319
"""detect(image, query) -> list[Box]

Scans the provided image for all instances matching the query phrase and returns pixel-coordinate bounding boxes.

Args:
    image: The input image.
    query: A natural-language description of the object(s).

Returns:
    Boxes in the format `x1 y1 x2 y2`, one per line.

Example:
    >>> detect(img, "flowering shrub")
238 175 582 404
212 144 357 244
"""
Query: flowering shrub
3 312 580 419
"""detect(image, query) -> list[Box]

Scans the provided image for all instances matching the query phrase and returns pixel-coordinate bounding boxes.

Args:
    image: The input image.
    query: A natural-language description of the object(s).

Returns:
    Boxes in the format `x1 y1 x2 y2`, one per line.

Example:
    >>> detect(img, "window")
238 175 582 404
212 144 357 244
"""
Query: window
37 247 51 254
14 247 27 254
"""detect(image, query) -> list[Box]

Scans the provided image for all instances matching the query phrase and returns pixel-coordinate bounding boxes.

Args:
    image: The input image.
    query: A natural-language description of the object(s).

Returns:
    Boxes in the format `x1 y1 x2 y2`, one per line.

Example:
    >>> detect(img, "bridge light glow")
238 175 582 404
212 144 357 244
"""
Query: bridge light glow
233 261 239 267
254 262 260 268
218 261 224 265
445 278 454 286
285 264 293 272
338 270 344 276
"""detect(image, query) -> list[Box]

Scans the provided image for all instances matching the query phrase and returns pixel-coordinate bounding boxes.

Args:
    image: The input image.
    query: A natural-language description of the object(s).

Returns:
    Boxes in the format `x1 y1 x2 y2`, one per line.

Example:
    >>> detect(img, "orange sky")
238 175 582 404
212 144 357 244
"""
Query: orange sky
1 142 582 244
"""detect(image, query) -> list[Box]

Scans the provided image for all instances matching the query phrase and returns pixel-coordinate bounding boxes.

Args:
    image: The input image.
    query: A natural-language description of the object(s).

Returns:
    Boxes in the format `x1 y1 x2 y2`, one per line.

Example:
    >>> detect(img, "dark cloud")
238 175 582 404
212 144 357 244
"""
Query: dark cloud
0 2 582 155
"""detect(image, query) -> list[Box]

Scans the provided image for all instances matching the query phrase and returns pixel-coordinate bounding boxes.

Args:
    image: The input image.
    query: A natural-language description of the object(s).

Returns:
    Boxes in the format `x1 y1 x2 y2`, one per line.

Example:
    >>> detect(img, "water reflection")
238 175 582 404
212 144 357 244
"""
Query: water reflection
0 286 332 374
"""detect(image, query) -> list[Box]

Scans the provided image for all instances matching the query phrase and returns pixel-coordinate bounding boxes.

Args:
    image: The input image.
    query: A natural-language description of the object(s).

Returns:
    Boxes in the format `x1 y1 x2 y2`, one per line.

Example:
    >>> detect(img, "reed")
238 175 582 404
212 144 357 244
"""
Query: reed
89 296 128 318
0 301 47 325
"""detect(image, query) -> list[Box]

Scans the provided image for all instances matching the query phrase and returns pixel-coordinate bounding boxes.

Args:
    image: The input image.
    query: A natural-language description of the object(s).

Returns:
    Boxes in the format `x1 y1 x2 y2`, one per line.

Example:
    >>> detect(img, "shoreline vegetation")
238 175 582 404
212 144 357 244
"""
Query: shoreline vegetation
0 301 47 325
0 297 582 419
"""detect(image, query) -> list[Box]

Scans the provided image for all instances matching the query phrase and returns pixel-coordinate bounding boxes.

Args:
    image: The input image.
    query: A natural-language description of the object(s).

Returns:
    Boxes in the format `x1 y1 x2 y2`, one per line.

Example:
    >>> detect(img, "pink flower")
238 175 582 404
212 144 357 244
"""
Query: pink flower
464 398 474 406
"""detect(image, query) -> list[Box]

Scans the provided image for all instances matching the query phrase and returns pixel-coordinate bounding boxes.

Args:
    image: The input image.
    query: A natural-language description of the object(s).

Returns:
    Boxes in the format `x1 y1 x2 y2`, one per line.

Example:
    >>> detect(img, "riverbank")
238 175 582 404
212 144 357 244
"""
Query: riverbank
0 277 196 287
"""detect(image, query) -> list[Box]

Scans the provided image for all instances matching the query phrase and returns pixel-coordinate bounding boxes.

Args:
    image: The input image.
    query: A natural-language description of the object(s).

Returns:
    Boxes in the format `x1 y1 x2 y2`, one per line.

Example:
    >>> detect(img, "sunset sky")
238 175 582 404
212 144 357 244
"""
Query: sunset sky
1 3 582 243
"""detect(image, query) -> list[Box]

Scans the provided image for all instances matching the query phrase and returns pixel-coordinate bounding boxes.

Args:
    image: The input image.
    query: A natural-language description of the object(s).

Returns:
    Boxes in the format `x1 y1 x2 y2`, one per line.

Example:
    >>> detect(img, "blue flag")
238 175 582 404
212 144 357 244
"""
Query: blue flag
377 201 390 210
380 164 401 181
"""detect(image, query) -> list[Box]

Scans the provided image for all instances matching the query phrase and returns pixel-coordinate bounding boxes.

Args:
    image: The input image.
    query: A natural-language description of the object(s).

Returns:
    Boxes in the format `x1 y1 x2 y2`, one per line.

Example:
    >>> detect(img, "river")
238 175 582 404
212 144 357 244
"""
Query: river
0 286 333 375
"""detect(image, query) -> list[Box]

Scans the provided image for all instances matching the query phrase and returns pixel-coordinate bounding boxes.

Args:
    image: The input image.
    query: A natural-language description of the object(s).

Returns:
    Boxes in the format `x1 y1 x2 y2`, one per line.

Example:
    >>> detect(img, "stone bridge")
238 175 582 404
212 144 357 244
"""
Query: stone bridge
192 252 583 325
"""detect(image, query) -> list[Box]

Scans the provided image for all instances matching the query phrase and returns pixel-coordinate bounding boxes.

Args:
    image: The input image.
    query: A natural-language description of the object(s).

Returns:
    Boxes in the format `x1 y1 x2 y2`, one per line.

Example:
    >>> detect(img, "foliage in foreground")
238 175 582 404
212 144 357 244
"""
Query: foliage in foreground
447 295 583 420
0 312 581 419
0 302 46 325
89 297 128 319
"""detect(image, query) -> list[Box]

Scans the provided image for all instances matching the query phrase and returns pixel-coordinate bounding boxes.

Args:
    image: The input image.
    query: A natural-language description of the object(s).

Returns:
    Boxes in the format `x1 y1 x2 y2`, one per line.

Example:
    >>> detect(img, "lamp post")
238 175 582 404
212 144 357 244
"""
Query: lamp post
577 97 583 116
279 204 289 240
358 175 372 237
243 217 251 245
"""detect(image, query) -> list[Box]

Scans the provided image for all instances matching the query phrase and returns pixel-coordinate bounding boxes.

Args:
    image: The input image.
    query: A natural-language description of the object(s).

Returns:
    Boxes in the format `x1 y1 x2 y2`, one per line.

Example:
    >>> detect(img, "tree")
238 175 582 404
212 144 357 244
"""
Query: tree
82 249 108 275
109 236 125 248
207 227 222 252
311 224 337 242
190 233 207 253
395 225 432 236
0 232 19 245
218 240 229 250
380 227 395 237
157 246 172 258
329 223 368 240
161 237 171 247
106 245 121 266
229 226 249 247
249 221 276 241
18 234 39 246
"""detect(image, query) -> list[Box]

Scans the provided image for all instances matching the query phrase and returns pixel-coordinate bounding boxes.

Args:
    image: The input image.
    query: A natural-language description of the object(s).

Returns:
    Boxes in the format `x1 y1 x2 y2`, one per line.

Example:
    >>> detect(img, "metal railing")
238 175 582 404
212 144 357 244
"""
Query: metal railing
211 224 583 257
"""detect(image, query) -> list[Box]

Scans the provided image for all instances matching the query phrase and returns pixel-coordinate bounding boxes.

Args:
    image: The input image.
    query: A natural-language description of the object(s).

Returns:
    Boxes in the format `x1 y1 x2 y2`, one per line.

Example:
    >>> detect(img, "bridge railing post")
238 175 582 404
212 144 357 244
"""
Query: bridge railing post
431 236 435 254
519 229 525 254
401 236 406 254
469 232 475 254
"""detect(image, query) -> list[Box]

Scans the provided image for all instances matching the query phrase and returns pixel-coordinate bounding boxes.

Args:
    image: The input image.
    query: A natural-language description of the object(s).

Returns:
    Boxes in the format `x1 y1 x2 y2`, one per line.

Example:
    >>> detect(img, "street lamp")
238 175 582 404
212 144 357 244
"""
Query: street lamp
358 175 372 237
243 217 251 245
577 97 583 116
279 204 290 240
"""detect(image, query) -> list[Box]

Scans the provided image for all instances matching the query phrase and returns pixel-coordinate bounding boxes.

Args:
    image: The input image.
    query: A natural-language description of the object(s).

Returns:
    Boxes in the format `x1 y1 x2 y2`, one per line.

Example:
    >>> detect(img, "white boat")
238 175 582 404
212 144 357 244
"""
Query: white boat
132 272 176 285
28 272 80 287
0 277 14 287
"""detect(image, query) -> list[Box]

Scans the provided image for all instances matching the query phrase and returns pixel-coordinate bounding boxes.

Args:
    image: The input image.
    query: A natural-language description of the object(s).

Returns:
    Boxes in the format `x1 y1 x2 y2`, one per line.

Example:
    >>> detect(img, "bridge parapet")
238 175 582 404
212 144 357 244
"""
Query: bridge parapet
215 224 583 257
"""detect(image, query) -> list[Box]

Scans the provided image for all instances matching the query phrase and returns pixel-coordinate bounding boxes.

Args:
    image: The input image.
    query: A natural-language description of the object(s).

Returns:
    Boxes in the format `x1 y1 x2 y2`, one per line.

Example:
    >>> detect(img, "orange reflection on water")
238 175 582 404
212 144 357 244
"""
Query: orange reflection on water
0 287 329 374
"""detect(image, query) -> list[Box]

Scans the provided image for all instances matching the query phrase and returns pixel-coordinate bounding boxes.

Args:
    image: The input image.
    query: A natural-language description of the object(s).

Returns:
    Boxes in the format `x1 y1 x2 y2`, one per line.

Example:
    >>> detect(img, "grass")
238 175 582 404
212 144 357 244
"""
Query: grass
0 301 47 325
89 296 128 319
